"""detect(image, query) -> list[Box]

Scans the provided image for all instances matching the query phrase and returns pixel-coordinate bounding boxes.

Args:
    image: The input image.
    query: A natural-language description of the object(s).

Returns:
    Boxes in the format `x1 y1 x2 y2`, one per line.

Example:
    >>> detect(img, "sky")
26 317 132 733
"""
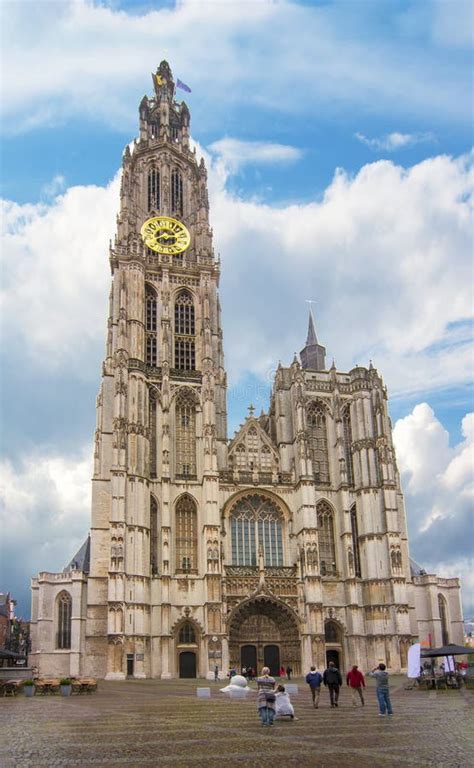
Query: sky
0 0 472 620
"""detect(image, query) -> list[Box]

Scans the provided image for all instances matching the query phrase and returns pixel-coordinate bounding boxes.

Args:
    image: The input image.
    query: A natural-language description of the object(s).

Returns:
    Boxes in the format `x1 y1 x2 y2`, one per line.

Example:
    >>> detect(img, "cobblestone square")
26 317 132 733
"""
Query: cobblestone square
1 677 472 767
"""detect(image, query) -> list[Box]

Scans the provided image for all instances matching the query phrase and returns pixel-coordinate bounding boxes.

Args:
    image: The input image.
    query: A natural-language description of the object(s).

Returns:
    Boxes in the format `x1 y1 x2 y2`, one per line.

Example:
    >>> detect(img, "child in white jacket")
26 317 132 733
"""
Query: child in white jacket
274 684 295 719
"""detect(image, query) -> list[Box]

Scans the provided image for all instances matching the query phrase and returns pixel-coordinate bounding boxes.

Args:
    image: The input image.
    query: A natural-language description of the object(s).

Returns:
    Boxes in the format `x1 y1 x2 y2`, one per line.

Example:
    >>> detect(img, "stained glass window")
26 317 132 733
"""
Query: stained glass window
307 403 330 483
175 495 197 573
230 495 283 566
56 591 72 649
317 501 336 575
147 168 160 211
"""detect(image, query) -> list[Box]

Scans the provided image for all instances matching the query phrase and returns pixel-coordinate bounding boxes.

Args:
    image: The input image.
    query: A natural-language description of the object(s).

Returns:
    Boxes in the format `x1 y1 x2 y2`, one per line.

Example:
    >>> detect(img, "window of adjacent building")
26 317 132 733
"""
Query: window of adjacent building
178 622 196 644
317 501 336 575
56 591 72 649
150 495 158 575
146 285 158 367
230 494 283 567
307 402 330 483
147 168 160 211
171 168 183 215
438 594 449 646
175 495 198 573
174 290 195 371
175 388 197 478
350 504 361 577
342 406 354 486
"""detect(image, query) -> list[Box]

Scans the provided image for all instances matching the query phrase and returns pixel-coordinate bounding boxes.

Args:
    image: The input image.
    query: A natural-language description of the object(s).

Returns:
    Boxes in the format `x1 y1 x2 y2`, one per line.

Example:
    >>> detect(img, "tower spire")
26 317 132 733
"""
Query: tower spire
300 308 326 370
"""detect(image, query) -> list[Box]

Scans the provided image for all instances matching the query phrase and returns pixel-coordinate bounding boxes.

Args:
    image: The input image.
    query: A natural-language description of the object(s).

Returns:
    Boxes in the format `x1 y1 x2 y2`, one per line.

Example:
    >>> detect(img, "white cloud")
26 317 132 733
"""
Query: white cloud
1 150 472 397
355 131 436 152
0 174 119 373
208 138 302 173
393 405 474 615
0 446 93 616
0 0 471 132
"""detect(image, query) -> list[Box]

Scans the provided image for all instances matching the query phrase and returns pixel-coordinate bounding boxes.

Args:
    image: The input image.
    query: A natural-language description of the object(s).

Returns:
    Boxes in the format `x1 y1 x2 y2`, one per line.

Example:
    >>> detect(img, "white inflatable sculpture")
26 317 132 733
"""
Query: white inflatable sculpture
220 674 250 695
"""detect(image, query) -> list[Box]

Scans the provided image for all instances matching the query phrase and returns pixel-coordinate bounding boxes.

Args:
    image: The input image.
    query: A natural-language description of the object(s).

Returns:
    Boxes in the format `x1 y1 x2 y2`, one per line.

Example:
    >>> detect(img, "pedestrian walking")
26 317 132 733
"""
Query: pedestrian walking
305 665 323 708
256 667 276 727
279 665 286 678
286 665 293 680
369 663 393 716
346 664 365 706
214 664 219 682
323 661 342 707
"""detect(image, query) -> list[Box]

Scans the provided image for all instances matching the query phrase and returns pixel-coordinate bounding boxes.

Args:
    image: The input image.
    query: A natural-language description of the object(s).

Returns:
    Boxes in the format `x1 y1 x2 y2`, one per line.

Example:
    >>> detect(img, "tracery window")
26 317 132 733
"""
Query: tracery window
174 291 195 371
230 495 283 567
178 622 196 644
175 495 198 573
350 504 361 577
175 388 197 478
146 285 158 367
438 594 449 646
317 501 336 575
342 406 354 486
56 591 72 649
150 495 158 575
307 402 330 483
147 168 160 211
171 168 183 215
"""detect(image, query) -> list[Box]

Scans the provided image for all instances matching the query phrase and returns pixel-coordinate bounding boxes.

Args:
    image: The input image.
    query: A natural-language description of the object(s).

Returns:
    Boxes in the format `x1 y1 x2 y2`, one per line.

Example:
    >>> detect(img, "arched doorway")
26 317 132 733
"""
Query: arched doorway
241 644 257 673
324 620 344 671
228 596 301 676
264 645 280 676
176 621 198 678
179 651 196 678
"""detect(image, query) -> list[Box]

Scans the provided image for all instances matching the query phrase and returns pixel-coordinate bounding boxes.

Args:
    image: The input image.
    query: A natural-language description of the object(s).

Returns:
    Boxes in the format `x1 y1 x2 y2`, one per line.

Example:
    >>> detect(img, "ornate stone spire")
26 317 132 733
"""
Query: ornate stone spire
300 309 326 370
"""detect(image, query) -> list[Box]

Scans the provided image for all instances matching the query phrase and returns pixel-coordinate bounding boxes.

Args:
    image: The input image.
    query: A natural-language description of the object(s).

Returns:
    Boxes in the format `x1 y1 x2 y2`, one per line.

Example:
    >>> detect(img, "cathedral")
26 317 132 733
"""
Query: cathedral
30 62 463 680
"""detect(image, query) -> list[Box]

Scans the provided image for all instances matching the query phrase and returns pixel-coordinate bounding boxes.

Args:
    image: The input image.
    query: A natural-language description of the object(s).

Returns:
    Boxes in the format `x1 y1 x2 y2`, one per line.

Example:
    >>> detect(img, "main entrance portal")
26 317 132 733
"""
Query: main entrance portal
229 596 300 676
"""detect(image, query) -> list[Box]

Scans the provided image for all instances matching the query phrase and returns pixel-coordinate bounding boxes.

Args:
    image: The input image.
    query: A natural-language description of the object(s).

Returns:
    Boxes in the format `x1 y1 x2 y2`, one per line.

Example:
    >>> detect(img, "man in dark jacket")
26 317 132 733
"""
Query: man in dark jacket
305 666 323 708
323 661 343 707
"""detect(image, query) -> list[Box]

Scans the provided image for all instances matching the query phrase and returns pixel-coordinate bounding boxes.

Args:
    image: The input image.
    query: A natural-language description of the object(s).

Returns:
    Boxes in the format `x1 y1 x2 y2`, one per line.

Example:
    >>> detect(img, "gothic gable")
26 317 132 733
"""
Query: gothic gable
228 417 279 474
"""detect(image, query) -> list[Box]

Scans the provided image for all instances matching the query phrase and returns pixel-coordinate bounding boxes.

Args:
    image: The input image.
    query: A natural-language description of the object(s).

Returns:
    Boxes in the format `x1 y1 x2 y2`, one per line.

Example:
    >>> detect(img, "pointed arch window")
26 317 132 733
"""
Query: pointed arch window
230 494 283 567
179 622 196 644
150 495 158 575
146 285 158 367
175 495 198 573
317 501 336 575
438 594 449 646
147 168 160 211
56 591 72 649
307 403 330 483
171 168 183 215
174 291 195 371
350 504 361 577
342 406 354 486
175 388 197 478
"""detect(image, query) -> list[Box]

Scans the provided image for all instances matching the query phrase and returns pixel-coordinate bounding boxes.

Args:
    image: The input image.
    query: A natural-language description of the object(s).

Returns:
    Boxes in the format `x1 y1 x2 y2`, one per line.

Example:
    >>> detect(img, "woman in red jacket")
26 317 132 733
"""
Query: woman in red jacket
346 664 365 706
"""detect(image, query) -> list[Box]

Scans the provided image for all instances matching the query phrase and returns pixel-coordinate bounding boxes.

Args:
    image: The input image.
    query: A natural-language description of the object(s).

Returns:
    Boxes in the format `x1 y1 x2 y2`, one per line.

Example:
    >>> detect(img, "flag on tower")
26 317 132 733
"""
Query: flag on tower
154 73 164 88
176 78 192 93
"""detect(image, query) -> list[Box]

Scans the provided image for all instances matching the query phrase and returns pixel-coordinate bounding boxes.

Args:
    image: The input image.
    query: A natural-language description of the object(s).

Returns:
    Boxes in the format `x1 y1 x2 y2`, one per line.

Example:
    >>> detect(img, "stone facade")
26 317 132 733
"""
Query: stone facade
30 62 464 679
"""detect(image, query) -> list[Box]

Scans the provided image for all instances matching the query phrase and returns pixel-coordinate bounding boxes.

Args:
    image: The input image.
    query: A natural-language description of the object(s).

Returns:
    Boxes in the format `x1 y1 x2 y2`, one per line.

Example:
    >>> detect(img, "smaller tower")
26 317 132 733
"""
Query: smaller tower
300 310 326 370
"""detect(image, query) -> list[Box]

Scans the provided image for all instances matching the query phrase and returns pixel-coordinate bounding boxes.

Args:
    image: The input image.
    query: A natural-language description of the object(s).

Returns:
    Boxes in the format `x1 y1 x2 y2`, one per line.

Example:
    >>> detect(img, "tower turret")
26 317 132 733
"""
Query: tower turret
300 310 326 370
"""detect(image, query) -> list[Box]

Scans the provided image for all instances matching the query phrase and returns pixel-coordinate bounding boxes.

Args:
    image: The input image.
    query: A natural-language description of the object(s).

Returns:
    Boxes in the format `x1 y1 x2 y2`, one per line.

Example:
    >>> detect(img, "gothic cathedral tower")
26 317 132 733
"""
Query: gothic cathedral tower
88 62 227 678
30 62 463 681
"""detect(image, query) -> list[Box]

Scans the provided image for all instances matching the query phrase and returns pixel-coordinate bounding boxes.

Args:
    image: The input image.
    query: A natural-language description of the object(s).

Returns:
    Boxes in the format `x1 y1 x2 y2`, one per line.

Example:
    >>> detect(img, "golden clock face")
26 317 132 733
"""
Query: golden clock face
141 216 190 255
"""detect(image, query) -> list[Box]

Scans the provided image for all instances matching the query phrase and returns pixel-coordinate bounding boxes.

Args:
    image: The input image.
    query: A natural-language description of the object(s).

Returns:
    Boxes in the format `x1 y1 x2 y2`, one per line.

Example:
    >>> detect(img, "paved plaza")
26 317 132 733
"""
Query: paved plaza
1 676 472 767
